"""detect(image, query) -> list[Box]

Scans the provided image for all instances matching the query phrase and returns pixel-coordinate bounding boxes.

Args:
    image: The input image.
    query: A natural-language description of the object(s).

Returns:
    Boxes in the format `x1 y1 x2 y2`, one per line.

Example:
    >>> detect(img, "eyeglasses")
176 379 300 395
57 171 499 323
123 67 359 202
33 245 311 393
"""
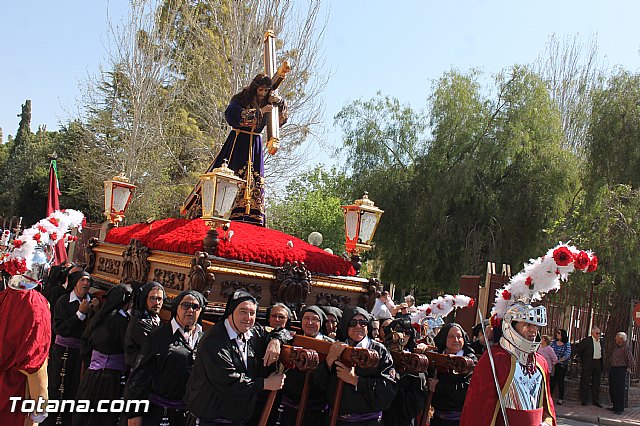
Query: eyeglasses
348 319 369 327
270 314 288 321
180 302 201 311
302 317 320 324
147 296 164 302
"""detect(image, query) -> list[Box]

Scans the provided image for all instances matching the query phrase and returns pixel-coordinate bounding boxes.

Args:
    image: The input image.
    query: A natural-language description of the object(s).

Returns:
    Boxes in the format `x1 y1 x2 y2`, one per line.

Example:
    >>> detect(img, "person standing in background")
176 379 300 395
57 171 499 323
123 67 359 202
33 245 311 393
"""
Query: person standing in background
549 328 572 405
576 326 603 407
608 332 635 415
537 335 558 375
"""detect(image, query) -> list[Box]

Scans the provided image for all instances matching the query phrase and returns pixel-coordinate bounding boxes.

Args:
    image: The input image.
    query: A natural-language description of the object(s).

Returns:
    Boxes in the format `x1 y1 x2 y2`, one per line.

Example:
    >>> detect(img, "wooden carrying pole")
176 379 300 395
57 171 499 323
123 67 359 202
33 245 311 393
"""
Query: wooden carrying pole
294 372 312 426
258 345 319 426
289 335 380 426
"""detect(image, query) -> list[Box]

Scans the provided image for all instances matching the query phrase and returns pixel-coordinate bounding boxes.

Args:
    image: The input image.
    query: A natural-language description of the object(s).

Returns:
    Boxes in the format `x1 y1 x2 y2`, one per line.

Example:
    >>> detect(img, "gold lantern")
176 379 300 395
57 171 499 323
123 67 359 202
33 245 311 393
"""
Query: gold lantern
104 172 136 225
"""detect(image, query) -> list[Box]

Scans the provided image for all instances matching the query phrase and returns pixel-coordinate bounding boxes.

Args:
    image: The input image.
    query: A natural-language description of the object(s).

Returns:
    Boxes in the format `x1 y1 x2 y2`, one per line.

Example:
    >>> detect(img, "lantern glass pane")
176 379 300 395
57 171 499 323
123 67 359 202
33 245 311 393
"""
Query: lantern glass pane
201 179 215 216
345 210 359 240
358 211 378 244
112 186 131 213
104 182 112 212
214 178 240 218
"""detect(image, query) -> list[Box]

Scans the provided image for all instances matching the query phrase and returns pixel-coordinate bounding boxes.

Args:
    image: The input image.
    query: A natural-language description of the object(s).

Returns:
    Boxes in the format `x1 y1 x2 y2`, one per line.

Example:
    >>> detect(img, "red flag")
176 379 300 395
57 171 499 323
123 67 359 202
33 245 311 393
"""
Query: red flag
47 159 68 265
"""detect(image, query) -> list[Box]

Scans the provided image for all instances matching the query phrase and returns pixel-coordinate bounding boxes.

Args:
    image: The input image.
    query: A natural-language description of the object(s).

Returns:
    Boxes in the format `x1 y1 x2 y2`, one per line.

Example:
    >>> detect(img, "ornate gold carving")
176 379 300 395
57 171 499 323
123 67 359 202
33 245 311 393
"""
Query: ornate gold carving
271 262 311 315
122 239 151 286
91 272 121 285
147 255 191 269
93 245 126 256
315 293 351 311
153 268 187 291
189 251 215 293
97 257 121 276
220 280 262 302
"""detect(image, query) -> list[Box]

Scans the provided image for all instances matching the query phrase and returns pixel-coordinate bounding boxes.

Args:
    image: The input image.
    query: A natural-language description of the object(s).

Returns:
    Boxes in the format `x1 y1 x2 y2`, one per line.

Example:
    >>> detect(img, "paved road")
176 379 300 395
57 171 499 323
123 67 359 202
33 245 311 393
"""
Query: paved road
558 419 598 426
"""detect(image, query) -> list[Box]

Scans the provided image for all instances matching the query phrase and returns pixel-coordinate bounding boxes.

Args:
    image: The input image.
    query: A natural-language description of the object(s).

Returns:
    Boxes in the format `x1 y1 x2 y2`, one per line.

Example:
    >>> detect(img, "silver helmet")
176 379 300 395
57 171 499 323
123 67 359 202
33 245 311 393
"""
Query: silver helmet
500 302 546 365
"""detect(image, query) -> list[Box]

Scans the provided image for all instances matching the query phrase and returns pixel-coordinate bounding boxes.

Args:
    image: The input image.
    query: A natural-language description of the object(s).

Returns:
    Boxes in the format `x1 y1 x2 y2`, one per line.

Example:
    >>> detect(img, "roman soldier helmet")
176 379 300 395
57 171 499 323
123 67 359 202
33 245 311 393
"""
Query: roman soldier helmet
492 243 598 365
411 294 474 339
1 210 84 290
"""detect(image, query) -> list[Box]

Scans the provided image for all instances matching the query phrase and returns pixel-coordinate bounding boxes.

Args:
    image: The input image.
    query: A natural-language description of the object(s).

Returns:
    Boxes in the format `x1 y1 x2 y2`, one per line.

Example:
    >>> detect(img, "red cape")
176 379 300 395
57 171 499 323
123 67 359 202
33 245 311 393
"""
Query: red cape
0 288 51 426
460 345 556 426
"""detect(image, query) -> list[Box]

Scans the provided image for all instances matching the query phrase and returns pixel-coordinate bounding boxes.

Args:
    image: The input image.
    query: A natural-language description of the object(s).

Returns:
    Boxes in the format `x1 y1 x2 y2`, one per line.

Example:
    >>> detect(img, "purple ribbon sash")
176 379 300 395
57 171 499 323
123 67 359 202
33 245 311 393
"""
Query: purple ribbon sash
148 393 186 410
88 350 126 371
337 411 382 422
434 410 462 421
281 395 328 412
55 335 82 349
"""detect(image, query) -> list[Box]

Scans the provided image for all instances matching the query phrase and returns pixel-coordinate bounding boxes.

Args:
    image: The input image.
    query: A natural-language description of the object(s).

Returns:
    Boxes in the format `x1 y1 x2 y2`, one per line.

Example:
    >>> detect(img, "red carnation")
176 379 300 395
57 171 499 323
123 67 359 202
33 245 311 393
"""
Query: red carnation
502 290 511 300
5 258 27 275
425 308 432 315
468 298 475 307
553 246 573 266
37 225 47 233
574 251 590 270
587 255 598 273
33 233 42 242
48 217 60 226
50 232 58 241
12 239 23 248
525 277 532 287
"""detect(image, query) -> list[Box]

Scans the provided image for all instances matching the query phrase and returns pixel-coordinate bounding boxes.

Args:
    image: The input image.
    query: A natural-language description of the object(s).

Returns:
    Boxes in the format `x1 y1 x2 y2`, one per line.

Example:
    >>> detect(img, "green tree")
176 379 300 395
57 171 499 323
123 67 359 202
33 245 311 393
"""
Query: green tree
268 165 349 253
334 67 579 295
586 70 640 189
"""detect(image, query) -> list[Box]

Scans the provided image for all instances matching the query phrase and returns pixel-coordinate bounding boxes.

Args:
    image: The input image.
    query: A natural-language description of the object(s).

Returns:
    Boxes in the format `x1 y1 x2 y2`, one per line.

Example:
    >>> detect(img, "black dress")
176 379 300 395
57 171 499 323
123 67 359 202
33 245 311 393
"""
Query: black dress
382 371 428 426
313 338 398 426
72 309 130 426
271 335 334 426
184 320 284 425
124 311 161 368
43 292 91 426
124 322 200 425
429 350 476 426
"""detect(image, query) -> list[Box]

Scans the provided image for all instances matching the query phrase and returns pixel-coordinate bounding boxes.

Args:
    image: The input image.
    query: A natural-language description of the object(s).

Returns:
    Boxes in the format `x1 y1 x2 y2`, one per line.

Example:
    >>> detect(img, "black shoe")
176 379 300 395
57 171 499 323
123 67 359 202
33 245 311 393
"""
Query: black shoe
607 407 616 411
615 411 624 415
594 403 603 408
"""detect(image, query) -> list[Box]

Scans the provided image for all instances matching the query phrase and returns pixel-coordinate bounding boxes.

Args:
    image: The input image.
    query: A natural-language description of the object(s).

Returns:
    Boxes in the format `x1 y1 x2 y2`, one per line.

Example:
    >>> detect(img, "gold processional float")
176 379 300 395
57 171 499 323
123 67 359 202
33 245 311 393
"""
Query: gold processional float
86 30 386 324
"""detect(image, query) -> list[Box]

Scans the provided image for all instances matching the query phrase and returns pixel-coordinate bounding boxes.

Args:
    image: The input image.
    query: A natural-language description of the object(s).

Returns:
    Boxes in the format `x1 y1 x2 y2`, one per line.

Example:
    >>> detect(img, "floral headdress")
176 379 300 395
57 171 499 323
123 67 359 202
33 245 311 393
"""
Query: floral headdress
0 210 85 277
491 243 597 323
411 294 475 325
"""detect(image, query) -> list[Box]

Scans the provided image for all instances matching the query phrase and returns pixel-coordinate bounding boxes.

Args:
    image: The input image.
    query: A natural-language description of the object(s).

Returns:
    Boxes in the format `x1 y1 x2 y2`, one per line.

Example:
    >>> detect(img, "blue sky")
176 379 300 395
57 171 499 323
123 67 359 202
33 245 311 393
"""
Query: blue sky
2 0 640 163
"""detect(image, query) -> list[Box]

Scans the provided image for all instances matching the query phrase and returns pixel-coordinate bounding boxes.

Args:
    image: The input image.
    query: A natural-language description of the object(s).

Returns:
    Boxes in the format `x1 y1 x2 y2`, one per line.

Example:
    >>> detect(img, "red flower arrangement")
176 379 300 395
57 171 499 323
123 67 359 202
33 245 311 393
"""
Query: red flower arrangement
468 298 475 307
573 250 590 270
48 217 60 227
587 255 598 273
33 233 41 242
552 246 573 266
502 290 511 300
106 218 357 276
12 240 23 248
3 258 27 275
525 276 532 287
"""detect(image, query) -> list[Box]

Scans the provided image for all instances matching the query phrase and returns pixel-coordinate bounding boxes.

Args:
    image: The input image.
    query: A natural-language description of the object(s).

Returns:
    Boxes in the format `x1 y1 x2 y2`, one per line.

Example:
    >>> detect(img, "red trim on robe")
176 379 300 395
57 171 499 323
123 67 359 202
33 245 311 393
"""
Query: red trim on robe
0 288 51 426
460 345 556 426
